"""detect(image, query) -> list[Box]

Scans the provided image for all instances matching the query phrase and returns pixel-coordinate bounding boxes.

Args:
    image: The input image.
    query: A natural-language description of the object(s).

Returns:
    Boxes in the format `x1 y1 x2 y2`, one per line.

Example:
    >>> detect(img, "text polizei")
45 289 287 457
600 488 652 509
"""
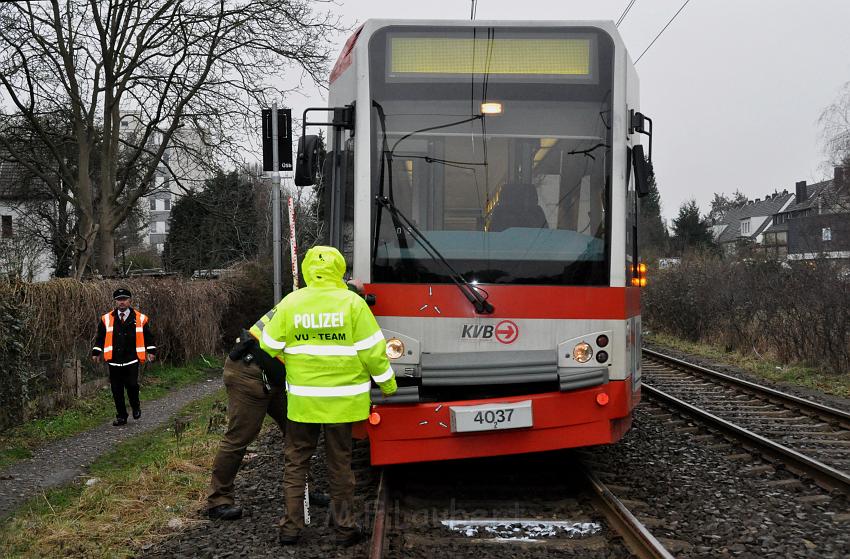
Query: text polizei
293 312 345 330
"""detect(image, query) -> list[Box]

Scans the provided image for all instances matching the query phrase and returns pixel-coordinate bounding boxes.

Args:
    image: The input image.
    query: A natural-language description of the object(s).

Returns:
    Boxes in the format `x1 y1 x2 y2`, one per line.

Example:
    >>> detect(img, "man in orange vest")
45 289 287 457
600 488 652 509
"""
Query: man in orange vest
92 288 156 426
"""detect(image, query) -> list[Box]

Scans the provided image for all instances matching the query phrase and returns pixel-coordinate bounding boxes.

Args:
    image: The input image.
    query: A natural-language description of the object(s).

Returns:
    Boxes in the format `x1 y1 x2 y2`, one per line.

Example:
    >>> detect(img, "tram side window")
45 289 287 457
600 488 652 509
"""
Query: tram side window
317 132 355 265
625 147 637 284
342 135 355 266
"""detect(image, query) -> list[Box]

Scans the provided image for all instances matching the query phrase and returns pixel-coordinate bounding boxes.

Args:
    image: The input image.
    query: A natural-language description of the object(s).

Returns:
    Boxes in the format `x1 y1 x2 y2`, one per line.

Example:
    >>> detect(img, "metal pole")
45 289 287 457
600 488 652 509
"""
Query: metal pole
288 196 299 290
272 103 282 303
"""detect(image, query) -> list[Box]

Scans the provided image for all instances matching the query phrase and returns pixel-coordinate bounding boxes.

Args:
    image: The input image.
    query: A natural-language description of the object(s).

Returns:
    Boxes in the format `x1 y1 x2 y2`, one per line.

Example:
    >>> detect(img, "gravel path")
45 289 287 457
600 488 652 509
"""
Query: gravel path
0 372 223 517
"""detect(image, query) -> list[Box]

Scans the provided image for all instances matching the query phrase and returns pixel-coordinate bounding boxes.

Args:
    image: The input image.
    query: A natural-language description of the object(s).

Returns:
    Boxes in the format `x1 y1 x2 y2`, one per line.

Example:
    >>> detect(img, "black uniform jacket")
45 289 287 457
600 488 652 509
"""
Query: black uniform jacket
91 308 157 366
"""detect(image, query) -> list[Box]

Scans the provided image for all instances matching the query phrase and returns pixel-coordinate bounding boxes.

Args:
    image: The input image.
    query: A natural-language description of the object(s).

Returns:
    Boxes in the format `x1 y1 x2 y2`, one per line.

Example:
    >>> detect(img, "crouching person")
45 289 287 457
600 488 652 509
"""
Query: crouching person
206 311 288 520
257 246 397 547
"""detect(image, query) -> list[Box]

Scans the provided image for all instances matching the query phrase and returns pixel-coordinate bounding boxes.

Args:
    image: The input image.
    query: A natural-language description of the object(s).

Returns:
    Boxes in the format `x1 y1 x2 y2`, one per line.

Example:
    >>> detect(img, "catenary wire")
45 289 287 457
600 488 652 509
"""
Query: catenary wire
616 0 638 27
634 0 694 64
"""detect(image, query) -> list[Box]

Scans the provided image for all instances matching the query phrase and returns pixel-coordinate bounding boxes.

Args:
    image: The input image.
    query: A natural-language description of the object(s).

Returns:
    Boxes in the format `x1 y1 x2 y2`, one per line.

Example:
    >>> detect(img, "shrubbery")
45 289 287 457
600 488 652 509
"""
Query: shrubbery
0 288 31 429
645 255 850 374
0 265 277 429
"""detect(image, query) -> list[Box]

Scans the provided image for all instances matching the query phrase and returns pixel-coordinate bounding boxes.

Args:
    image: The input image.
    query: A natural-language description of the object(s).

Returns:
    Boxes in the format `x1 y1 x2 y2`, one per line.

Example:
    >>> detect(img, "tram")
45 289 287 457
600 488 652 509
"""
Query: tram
296 19 653 465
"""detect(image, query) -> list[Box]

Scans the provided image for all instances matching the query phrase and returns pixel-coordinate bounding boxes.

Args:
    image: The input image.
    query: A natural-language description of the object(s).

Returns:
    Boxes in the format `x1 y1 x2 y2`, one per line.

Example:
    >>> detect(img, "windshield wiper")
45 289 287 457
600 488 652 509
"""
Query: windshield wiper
371 100 484 264
376 196 494 315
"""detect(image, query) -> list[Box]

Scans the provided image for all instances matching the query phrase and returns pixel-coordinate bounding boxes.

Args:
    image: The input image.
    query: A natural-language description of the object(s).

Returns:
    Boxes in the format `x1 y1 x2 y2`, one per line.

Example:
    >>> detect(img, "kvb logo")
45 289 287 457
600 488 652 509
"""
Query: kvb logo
460 320 520 344
460 324 494 340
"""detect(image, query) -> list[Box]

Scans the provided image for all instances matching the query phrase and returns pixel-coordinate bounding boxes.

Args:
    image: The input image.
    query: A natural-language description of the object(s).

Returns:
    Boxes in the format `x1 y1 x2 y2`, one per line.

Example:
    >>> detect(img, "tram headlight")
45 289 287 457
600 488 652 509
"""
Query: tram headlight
386 338 405 360
573 342 593 363
480 102 503 115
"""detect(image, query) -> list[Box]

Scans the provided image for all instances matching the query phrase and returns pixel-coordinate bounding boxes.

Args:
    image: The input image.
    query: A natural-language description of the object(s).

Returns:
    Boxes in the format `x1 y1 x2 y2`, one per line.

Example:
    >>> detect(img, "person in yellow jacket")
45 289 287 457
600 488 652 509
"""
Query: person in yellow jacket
258 245 397 546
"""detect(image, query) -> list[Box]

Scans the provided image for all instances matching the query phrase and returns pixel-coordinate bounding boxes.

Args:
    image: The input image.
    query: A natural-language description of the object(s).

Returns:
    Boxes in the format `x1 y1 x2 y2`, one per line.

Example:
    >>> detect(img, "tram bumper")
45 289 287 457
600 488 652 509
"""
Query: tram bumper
366 379 638 465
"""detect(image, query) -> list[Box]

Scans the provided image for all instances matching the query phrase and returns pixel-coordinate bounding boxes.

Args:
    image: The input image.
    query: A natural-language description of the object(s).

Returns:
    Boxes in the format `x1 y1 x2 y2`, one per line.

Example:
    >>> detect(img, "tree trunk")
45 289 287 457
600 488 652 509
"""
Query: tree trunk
98 223 116 276
73 214 98 280
72 140 96 280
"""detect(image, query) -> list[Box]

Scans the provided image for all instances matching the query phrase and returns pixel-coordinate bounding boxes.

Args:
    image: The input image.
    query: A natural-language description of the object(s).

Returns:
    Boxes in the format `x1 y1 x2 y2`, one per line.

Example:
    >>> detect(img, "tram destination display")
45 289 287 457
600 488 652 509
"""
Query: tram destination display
386 33 597 82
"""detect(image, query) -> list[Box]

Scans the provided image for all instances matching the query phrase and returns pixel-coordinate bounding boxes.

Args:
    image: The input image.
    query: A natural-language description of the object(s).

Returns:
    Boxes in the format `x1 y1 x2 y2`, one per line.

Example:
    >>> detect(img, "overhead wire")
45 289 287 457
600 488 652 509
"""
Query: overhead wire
634 0 694 64
616 0 638 27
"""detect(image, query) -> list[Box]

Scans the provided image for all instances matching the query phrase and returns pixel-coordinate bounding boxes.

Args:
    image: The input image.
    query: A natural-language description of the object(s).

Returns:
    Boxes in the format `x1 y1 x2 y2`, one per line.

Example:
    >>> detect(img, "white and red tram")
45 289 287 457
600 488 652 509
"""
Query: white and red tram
296 19 653 465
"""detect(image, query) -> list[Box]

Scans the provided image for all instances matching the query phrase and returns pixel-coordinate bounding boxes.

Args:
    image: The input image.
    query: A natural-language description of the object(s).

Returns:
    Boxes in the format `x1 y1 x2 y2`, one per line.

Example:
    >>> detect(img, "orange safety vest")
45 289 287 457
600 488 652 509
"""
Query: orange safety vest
102 309 149 363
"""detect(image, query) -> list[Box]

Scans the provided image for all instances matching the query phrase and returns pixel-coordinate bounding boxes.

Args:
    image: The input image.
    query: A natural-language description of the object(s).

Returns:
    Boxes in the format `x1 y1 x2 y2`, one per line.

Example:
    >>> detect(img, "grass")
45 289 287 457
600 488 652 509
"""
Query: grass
0 388 229 559
0 356 222 471
646 332 850 399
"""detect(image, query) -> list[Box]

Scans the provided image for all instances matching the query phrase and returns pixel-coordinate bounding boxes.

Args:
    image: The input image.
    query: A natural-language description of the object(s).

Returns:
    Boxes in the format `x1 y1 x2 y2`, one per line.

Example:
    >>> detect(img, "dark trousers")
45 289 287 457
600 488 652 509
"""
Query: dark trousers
281 420 355 538
207 357 287 508
108 363 140 420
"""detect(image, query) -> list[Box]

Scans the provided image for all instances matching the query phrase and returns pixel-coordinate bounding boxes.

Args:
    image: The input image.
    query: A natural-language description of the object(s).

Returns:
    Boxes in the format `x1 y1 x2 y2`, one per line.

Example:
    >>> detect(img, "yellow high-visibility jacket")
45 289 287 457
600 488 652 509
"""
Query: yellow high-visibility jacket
258 246 397 423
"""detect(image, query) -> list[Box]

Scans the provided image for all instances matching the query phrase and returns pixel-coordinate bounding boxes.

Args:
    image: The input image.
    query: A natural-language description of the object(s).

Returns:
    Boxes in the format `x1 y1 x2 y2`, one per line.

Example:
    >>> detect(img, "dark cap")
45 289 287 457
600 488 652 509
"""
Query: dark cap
113 288 132 300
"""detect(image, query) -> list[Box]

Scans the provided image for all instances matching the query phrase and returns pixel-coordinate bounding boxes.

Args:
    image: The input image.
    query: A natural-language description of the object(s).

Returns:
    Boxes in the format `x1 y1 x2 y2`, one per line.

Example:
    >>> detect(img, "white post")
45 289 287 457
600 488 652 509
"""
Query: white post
272 104 282 303
288 196 299 290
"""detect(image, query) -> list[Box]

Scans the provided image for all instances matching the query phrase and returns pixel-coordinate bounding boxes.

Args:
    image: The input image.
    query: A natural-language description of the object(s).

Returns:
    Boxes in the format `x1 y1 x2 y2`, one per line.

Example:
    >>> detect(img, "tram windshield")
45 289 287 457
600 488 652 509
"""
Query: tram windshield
369 26 614 285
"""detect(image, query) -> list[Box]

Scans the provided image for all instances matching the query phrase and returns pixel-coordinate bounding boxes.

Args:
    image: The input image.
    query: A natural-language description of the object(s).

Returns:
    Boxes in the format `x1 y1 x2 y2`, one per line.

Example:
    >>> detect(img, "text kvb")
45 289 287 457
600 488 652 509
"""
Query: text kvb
461 324 495 339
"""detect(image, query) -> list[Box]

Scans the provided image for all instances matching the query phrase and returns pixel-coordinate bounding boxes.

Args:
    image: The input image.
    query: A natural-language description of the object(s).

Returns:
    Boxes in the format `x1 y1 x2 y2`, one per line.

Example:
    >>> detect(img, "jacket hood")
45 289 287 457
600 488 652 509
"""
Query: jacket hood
302 245 347 288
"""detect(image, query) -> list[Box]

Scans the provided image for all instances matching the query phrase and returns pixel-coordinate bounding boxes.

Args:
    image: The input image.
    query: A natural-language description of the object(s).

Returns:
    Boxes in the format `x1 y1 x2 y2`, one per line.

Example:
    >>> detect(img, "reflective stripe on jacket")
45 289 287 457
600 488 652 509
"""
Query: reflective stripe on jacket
249 309 286 364
258 246 397 423
102 310 149 363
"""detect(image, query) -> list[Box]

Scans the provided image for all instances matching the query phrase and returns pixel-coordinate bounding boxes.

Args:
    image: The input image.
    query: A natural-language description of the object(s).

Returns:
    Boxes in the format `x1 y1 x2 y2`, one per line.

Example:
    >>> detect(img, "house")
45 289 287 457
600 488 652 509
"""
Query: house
765 167 850 261
712 191 795 256
0 158 55 281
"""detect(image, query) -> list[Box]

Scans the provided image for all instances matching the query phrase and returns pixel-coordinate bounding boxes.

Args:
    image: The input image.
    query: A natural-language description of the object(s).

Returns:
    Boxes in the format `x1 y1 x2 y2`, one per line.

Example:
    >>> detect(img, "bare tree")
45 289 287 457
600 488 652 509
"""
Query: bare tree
0 0 340 278
819 81 850 169
707 190 748 225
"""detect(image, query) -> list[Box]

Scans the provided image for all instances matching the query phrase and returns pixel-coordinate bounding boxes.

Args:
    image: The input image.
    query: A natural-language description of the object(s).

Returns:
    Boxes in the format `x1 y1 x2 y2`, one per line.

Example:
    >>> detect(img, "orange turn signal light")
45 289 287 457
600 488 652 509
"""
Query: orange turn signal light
368 412 381 425
630 262 648 287
596 393 610 406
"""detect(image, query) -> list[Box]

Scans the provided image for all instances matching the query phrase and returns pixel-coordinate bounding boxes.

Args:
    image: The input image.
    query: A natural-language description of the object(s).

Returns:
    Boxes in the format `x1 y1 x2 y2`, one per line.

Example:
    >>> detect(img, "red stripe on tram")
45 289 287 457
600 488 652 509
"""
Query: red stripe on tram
365 284 641 320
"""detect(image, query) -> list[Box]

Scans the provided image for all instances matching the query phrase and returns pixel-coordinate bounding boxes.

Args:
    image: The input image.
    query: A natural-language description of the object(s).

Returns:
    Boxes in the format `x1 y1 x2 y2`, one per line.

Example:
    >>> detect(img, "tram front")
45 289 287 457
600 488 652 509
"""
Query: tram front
302 20 645 465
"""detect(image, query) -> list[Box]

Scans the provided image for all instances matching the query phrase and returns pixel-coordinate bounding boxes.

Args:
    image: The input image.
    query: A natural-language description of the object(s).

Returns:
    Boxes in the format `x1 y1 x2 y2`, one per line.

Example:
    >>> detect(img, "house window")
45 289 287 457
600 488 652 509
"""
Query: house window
156 243 164 253
149 198 156 211
822 227 832 241
163 199 171 211
149 221 157 234
740 219 751 235
1 215 12 238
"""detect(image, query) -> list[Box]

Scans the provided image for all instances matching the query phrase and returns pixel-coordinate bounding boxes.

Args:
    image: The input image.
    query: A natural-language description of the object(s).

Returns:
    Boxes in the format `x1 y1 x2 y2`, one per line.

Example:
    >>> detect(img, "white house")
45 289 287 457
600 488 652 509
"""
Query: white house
0 158 55 281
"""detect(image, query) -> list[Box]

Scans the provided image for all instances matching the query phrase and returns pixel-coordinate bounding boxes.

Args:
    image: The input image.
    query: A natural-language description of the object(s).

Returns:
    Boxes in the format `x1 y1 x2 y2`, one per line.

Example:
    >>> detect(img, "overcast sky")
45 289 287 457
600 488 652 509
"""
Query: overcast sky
284 0 850 221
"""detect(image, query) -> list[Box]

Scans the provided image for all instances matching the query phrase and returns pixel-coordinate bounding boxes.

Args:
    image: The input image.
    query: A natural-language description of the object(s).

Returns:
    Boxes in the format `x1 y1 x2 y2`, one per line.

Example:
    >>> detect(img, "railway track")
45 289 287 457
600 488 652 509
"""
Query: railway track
642 348 850 493
368 453 673 559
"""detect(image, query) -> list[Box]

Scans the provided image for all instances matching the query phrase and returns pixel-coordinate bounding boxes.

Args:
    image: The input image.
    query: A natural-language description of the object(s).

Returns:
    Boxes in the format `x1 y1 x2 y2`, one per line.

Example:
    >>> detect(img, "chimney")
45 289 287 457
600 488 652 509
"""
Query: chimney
754 198 760 203
795 180 807 204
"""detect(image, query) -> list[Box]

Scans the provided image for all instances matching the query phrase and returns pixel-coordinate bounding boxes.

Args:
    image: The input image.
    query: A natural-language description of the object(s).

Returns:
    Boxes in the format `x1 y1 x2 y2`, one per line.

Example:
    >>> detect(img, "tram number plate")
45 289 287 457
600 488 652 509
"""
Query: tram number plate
449 401 533 433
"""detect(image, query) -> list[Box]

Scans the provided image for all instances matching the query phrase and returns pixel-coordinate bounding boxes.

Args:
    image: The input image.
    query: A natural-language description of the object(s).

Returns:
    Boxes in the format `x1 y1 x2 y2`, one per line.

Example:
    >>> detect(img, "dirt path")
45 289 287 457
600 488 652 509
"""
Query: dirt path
0 374 223 517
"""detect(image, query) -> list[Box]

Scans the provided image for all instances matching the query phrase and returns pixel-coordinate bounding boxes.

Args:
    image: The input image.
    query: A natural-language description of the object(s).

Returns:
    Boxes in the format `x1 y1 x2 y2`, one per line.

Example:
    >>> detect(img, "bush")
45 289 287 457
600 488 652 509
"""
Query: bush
14 277 234 364
0 260 287 429
0 276 237 429
219 259 275 346
645 256 850 374
0 286 31 429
